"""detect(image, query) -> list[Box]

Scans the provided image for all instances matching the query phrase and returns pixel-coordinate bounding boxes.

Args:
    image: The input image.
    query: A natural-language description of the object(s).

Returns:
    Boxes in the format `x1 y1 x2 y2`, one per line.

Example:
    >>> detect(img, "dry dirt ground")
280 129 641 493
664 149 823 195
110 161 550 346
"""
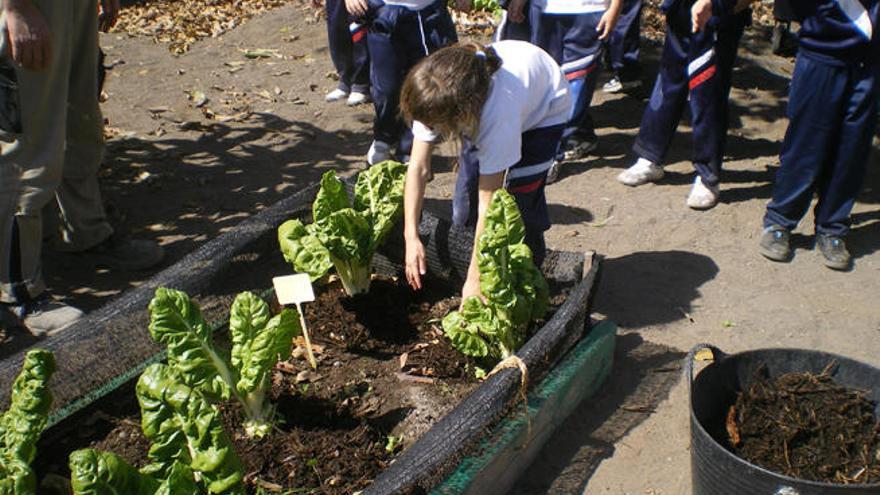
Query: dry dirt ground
17 1 880 493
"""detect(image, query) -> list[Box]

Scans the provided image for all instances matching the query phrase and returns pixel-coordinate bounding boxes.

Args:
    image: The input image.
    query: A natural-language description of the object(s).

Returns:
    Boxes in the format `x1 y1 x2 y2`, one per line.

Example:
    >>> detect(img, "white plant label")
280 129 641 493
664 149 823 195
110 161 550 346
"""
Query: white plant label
273 274 315 306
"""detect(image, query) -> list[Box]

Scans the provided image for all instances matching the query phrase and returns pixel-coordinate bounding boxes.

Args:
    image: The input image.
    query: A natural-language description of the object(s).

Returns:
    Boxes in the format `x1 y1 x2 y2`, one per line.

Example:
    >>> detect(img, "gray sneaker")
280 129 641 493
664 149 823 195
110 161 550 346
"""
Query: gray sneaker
79 237 165 271
759 225 791 262
816 234 851 271
5 294 84 337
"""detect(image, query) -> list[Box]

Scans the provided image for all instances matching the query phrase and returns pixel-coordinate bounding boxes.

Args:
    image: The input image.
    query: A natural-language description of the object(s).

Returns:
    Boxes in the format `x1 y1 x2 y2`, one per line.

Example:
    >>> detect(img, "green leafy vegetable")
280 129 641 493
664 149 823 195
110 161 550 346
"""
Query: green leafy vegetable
137 364 244 494
70 450 162 495
442 190 549 361
149 288 301 438
278 161 407 296
0 349 55 495
69 365 243 495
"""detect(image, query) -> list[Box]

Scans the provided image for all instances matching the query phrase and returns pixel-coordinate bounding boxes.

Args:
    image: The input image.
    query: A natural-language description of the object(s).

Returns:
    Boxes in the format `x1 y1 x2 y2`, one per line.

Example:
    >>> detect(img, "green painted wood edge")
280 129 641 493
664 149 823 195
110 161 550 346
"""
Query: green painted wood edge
431 320 617 495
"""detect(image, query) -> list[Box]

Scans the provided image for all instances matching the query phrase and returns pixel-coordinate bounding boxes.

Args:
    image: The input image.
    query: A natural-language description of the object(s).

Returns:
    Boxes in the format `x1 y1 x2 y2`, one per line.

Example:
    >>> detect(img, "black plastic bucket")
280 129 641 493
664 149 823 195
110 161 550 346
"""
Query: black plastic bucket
687 344 880 495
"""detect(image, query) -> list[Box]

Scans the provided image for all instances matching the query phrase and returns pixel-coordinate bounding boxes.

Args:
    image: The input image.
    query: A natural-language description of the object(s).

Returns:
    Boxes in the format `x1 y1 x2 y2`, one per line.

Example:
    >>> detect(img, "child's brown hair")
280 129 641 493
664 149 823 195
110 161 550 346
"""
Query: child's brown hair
400 42 503 140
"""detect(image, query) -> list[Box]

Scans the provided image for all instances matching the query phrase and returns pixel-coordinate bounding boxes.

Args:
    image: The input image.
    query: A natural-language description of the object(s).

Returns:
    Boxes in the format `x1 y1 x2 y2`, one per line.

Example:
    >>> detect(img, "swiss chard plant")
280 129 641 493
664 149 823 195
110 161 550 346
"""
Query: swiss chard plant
0 349 55 495
278 160 407 296
442 190 549 362
148 287 301 438
70 363 244 495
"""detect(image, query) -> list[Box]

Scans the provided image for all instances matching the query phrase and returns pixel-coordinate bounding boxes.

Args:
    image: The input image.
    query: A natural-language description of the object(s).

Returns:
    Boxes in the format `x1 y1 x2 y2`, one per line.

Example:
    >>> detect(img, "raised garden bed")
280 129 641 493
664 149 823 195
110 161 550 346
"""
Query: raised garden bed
1 178 601 494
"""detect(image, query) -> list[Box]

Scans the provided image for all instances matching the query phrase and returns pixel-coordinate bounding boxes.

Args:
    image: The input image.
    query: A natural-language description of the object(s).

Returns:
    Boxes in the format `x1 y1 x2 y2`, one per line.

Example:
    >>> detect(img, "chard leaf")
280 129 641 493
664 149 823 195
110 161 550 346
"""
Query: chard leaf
278 219 332 282
317 208 372 265
148 288 232 400
137 364 245 495
0 349 55 495
313 171 350 225
278 162 407 297
442 301 492 358
443 190 548 362
231 293 301 396
69 450 160 495
353 160 407 249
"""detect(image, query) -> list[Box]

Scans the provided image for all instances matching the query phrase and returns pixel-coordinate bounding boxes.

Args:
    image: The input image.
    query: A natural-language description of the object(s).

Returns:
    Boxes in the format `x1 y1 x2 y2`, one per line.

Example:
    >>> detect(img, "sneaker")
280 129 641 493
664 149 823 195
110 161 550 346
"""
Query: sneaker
79 236 165 271
4 294 84 337
324 88 349 102
561 135 598 161
546 160 562 184
602 76 642 94
816 234 851 271
346 91 369 106
617 158 664 186
686 176 720 210
367 140 392 166
759 225 791 262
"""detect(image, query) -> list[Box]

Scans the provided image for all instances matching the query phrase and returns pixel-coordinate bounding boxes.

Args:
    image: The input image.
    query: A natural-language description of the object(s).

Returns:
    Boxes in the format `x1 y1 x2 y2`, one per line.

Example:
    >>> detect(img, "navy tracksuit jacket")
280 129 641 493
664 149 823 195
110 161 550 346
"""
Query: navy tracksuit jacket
326 0 370 94
764 0 880 237
633 0 749 188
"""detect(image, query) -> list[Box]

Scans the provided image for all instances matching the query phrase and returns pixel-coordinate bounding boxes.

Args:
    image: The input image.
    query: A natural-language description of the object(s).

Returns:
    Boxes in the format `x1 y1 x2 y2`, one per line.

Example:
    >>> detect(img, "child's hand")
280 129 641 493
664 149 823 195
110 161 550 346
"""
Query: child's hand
405 237 427 290
596 8 619 40
507 0 527 23
691 0 713 32
345 0 369 17
460 276 482 306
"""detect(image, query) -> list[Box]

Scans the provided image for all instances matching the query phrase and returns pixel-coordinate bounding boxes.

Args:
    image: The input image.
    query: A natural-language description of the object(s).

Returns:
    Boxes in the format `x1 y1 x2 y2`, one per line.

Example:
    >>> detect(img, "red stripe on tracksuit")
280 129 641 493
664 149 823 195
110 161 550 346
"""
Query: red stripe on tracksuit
689 65 717 90
565 63 598 81
351 29 366 43
507 178 545 194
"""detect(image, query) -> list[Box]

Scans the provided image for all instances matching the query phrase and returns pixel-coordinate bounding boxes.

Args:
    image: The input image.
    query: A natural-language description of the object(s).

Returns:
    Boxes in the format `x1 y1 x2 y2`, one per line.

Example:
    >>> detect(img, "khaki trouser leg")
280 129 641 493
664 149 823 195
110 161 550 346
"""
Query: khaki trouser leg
46 0 113 253
0 0 73 303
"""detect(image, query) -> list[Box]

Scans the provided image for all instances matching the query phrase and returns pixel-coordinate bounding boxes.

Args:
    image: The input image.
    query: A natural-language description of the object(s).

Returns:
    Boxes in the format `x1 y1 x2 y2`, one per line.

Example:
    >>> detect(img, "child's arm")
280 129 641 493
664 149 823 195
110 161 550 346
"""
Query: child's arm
461 172 506 301
691 0 758 32
404 138 435 290
597 0 623 40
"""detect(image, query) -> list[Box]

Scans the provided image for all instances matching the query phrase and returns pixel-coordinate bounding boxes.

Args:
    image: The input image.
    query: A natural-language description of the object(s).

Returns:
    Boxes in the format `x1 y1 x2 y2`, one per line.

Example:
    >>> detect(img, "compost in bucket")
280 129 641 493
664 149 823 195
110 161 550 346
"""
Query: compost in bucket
728 363 880 485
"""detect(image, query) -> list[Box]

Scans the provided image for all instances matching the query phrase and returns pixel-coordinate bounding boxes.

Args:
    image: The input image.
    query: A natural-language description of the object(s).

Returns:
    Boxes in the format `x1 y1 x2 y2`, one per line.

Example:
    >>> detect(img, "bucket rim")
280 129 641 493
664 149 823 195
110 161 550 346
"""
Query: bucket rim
687 345 880 489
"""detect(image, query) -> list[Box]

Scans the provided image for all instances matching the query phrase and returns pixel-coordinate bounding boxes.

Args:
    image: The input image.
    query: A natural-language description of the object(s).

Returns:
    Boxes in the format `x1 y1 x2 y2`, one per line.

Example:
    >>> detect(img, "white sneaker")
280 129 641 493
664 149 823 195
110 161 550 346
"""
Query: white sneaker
602 76 642 94
346 91 369 106
325 88 349 102
367 140 392 165
546 160 562 184
617 158 664 186
686 176 720 210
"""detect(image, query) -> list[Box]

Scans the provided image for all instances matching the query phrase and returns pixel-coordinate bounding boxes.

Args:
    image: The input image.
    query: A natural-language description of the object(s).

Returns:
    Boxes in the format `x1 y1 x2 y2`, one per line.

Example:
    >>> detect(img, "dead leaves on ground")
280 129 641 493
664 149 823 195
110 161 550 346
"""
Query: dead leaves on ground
114 0 295 54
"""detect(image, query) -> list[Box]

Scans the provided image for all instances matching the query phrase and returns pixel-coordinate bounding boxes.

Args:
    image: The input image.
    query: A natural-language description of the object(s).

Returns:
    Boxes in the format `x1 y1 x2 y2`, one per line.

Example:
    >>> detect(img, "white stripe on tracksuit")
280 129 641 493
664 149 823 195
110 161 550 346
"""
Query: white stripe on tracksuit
561 53 597 73
836 0 874 40
687 48 715 77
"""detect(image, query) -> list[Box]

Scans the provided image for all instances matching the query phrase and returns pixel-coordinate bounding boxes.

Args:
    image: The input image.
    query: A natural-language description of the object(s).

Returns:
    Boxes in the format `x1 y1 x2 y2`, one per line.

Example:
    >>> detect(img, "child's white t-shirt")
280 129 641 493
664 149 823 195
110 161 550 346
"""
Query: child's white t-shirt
533 0 610 15
412 40 572 176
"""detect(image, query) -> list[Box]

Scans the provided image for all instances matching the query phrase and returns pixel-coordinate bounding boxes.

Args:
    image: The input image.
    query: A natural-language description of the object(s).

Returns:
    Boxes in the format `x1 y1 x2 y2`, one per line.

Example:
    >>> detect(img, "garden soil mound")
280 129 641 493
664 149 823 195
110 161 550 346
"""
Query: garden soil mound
729 365 880 485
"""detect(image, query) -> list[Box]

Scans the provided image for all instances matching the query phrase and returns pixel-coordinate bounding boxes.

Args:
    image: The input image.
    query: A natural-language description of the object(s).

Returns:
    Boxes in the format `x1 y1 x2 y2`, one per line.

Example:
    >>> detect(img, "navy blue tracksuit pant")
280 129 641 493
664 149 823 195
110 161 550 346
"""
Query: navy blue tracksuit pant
367 0 457 158
453 125 566 266
530 8 604 143
327 0 370 93
633 9 747 188
606 0 642 81
764 55 879 237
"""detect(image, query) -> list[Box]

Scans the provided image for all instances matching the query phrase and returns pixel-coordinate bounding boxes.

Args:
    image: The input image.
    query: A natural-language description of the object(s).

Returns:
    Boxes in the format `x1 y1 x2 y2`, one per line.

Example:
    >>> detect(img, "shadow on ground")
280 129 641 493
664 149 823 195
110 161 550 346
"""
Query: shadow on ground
41 113 369 311
593 251 719 330
508 333 685 494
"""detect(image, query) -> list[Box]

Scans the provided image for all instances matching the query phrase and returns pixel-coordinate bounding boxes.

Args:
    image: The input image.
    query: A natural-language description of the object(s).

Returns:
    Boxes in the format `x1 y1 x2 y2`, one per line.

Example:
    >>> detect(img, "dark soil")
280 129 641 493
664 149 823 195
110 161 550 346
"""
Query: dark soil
729 364 880 485
36 276 487 495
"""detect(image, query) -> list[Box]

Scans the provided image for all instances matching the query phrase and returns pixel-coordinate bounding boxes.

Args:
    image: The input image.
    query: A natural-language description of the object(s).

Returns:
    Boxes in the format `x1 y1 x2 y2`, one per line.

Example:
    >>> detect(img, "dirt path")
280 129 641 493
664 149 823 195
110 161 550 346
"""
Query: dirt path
23 2 880 493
